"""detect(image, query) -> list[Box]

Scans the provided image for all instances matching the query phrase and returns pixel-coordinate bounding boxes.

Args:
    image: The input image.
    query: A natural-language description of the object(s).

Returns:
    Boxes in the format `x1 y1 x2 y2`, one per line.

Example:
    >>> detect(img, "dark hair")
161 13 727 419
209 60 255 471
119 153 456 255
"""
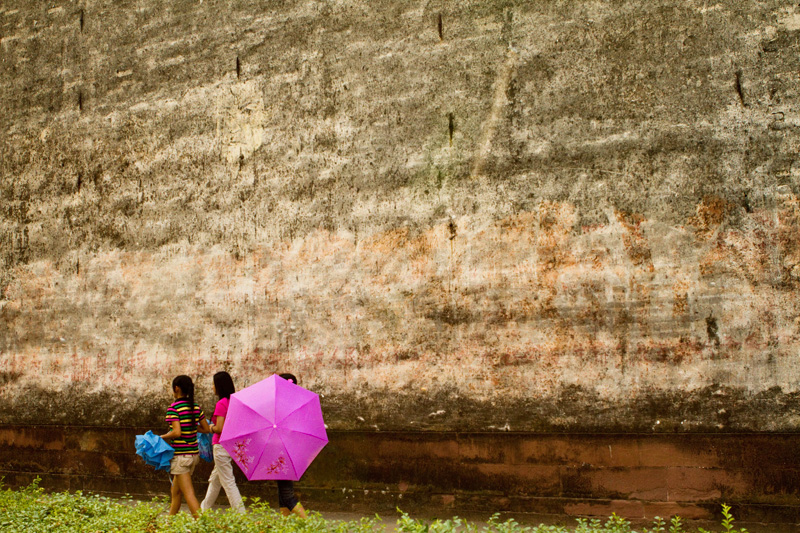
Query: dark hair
279 373 297 385
213 371 235 400
172 375 197 429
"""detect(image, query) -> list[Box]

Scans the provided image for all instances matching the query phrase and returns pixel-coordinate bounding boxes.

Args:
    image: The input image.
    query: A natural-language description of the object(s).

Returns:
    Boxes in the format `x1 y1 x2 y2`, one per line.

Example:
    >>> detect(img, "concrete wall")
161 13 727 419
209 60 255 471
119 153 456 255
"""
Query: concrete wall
2 0 800 518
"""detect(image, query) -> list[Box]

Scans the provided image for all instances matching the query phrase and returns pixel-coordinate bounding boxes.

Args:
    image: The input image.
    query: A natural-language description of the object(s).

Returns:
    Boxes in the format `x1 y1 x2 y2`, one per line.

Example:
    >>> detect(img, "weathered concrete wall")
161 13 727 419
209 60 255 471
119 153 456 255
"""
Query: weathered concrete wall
2 0 800 434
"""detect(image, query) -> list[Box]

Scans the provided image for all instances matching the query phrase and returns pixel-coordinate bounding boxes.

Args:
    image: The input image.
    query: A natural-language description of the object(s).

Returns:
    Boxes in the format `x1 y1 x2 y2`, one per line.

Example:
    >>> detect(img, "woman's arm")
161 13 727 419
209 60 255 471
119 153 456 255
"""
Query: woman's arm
198 417 212 434
212 416 225 435
160 420 181 441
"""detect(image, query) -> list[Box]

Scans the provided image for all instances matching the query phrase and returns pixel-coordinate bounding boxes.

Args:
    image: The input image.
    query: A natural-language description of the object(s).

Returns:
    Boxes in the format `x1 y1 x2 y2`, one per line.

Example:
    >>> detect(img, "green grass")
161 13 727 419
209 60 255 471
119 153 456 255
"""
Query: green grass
0 479 750 532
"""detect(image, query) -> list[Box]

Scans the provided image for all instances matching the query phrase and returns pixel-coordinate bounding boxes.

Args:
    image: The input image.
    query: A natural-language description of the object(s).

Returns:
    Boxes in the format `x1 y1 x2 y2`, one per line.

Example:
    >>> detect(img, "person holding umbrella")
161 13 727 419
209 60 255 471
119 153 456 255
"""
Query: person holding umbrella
160 375 212 518
200 371 245 513
275 373 307 518
217 372 327 519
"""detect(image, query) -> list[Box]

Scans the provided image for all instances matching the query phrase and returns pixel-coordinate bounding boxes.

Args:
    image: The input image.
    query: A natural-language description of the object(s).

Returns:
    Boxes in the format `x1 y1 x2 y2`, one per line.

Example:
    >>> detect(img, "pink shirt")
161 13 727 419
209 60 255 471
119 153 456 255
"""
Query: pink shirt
211 397 229 445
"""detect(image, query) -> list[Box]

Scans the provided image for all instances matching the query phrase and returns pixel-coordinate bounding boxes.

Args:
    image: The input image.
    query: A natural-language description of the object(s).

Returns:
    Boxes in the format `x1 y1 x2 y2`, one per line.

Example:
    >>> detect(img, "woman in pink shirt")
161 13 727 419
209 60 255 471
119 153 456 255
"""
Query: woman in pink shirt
200 371 245 513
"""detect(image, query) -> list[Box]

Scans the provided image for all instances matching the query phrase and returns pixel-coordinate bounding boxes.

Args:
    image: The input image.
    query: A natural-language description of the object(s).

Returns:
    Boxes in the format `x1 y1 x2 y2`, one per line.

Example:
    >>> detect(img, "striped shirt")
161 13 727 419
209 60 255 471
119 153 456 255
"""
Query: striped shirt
165 399 206 455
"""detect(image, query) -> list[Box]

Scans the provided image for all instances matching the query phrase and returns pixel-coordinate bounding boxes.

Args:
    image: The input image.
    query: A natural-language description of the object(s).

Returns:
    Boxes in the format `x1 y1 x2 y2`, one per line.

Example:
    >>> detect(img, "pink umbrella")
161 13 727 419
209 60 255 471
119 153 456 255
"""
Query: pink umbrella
219 374 328 481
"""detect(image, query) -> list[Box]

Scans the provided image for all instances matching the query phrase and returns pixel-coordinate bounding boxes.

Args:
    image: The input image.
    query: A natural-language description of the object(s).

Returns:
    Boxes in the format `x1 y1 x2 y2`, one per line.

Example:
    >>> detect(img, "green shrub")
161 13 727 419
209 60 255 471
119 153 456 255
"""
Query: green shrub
0 479 750 532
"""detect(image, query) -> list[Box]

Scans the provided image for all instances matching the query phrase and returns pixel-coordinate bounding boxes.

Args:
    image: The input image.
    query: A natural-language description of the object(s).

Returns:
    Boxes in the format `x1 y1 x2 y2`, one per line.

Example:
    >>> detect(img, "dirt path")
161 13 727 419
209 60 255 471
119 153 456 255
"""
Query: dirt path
178 503 800 532
317 509 800 533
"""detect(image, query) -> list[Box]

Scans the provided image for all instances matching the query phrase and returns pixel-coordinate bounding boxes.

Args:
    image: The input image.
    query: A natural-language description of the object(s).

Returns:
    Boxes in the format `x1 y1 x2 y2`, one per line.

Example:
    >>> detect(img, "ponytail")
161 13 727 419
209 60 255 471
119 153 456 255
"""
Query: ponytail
172 375 197 429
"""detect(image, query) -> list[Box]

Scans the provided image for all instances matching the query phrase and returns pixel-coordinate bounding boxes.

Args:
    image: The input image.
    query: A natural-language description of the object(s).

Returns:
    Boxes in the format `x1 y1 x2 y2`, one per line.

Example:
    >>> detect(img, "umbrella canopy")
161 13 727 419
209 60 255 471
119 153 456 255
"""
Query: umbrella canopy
219 374 328 481
134 430 174 472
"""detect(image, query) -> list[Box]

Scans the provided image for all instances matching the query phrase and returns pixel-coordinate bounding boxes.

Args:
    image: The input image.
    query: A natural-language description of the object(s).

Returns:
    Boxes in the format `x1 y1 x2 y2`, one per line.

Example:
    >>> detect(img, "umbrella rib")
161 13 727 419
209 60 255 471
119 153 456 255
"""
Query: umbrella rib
248 431 270 478
224 402 272 440
228 428 275 441
276 431 299 480
240 401 273 425
281 427 328 441
274 395 315 425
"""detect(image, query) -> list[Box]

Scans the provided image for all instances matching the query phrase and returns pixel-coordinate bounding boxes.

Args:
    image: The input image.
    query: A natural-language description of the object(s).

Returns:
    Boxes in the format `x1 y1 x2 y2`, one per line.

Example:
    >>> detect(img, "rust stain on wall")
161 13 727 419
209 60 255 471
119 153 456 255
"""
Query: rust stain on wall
1 195 799 431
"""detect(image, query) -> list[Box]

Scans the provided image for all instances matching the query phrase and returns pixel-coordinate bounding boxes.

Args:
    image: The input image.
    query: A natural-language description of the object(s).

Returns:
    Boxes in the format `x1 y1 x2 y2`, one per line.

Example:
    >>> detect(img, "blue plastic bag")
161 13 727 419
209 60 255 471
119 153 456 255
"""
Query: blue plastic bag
134 431 174 472
198 431 213 462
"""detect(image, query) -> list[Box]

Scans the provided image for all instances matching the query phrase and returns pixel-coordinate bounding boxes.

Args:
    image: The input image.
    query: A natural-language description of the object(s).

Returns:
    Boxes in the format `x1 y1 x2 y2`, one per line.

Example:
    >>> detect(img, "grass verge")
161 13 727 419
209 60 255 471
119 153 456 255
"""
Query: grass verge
0 479 750 532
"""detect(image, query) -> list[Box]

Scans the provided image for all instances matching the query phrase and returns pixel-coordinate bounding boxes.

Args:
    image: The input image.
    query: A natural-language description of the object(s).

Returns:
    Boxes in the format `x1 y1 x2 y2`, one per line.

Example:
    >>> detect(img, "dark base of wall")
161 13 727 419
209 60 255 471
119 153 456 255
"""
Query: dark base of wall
1 427 799 525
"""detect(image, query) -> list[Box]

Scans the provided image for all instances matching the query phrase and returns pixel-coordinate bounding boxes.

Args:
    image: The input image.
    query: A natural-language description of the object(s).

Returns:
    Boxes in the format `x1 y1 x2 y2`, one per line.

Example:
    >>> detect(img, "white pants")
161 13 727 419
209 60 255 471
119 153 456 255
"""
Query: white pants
200 444 245 513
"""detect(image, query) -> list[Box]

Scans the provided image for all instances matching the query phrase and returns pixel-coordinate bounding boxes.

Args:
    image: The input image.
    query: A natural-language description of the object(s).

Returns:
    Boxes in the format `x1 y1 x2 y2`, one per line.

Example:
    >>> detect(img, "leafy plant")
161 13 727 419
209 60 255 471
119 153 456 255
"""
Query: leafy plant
698 504 748 533
0 480 755 532
670 516 684 533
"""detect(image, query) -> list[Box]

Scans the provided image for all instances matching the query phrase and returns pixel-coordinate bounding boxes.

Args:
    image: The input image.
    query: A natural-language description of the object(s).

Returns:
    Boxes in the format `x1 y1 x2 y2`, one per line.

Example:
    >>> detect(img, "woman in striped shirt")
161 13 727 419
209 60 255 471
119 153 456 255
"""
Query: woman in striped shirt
160 375 212 518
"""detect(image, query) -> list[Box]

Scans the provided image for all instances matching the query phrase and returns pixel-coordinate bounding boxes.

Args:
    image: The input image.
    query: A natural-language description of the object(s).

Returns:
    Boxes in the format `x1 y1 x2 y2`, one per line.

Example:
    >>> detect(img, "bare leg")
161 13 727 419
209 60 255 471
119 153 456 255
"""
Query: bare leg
174 472 201 518
169 476 182 515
